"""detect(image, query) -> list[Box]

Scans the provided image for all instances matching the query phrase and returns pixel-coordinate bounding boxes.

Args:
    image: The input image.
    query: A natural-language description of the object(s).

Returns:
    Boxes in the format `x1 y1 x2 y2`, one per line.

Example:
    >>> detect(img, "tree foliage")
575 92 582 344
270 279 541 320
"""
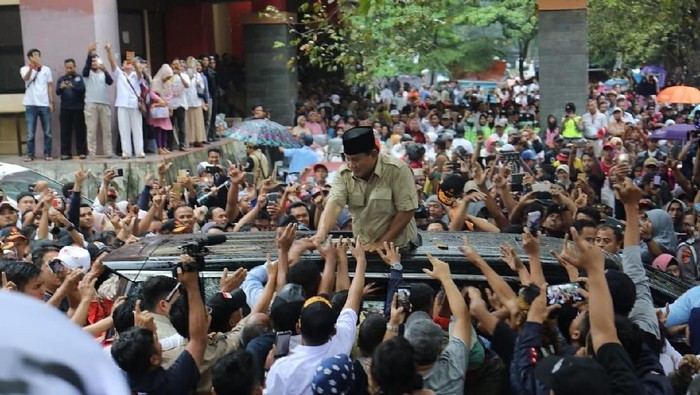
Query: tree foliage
264 0 506 86
588 0 700 83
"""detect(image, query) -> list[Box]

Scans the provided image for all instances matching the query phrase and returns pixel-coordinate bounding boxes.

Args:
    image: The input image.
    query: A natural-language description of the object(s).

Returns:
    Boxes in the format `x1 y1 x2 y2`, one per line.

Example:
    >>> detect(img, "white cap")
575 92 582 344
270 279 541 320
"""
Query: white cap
390 109 400 116
496 118 508 127
556 164 570 174
330 94 340 104
57 246 91 272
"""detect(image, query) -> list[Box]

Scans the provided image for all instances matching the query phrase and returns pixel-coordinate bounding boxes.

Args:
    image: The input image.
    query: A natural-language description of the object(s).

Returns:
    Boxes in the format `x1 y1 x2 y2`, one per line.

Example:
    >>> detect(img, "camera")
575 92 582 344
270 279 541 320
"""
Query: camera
172 240 208 276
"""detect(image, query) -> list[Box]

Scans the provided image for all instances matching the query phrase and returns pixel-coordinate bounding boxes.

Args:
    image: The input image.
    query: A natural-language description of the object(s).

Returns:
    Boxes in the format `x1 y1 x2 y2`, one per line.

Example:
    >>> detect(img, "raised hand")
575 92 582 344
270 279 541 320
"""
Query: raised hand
276 223 297 252
614 178 642 206
1 271 16 291
424 253 452 282
377 241 401 266
522 227 541 256
157 162 172 177
458 236 481 263
350 235 366 262
220 267 247 292
133 299 156 332
500 243 523 272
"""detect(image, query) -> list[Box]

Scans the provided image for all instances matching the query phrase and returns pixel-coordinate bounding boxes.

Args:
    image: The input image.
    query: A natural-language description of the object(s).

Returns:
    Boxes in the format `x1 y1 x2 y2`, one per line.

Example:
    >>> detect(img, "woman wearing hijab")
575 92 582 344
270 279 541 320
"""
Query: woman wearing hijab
149 64 174 154
640 209 678 264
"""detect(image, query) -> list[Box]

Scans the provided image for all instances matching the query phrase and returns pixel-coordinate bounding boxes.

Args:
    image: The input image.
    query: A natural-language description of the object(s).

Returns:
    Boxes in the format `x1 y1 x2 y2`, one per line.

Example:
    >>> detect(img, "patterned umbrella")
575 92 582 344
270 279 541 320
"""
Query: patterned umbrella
226 119 301 148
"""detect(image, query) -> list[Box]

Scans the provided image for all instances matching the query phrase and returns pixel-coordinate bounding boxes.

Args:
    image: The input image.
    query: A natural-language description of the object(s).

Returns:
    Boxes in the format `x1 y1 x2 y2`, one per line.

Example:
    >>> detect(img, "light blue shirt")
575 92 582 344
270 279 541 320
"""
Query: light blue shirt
241 264 267 309
284 146 319 173
666 284 700 327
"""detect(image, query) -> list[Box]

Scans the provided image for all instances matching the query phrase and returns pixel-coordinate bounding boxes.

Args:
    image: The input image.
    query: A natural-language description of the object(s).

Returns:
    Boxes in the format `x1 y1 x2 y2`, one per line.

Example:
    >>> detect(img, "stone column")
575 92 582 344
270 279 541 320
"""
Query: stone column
19 0 120 157
536 0 588 127
242 13 297 126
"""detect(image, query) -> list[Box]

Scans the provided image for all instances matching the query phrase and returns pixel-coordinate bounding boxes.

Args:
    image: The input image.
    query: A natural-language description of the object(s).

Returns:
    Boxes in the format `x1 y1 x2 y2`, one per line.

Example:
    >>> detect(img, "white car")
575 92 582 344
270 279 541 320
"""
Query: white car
0 162 92 203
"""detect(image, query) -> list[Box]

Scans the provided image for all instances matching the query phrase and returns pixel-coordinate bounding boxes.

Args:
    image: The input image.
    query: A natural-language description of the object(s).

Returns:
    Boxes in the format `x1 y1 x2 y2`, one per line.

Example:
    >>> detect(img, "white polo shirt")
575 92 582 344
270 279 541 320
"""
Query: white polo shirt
20 65 53 107
113 67 139 109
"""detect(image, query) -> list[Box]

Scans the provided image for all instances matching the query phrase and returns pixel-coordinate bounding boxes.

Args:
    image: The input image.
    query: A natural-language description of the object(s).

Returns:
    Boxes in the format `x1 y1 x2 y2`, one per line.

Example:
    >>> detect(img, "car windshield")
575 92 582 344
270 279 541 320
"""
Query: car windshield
0 170 93 204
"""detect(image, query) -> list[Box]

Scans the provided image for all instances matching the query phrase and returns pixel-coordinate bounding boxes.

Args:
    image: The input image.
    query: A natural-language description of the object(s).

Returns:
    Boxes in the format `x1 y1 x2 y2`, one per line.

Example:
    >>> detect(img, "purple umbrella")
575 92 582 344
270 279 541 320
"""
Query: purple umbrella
650 124 697 141
641 65 666 87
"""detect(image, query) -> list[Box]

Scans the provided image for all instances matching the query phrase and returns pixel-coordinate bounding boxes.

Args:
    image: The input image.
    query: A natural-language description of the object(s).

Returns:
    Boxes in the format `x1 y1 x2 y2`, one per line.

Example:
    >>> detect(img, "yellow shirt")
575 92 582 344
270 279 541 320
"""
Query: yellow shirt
328 153 418 247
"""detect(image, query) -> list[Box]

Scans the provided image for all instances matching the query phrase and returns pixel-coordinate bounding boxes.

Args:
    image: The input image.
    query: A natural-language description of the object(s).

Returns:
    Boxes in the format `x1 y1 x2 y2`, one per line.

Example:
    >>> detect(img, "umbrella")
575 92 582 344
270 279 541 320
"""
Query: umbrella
649 123 697 141
641 65 666 87
657 86 700 104
226 119 301 148
603 78 630 90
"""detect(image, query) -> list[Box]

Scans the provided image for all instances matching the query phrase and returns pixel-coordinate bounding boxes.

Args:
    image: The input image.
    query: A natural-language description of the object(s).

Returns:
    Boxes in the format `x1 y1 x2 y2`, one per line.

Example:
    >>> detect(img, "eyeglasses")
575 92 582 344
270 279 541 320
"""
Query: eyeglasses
165 282 181 302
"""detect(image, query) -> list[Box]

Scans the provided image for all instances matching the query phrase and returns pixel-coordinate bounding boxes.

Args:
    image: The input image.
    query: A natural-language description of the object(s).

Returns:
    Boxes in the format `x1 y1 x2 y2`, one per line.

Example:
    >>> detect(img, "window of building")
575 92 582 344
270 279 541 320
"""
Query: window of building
0 5 25 94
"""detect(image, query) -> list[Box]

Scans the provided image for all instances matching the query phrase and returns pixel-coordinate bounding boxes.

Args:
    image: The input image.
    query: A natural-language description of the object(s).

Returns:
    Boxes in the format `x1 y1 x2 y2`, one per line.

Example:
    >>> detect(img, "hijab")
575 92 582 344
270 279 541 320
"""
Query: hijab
151 64 173 98
641 209 678 264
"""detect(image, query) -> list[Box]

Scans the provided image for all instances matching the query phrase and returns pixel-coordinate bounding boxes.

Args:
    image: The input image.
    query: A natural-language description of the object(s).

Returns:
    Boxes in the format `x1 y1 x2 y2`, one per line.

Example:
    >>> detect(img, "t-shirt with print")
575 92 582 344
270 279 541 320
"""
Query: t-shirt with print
422 336 468 395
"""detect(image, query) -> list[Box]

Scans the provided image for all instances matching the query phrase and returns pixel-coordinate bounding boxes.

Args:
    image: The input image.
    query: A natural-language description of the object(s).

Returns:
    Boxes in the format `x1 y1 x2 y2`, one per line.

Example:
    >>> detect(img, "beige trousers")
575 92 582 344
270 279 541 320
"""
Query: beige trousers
84 102 113 156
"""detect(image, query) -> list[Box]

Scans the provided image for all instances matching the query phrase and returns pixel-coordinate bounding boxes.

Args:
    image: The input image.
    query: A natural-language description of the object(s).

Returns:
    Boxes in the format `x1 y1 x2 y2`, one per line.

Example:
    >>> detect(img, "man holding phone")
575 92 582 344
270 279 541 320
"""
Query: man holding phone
313 127 419 251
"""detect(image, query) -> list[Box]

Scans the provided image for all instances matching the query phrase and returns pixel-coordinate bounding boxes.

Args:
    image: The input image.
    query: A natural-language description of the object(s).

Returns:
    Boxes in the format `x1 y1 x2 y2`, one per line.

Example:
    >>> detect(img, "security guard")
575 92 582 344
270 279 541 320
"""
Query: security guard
314 127 419 251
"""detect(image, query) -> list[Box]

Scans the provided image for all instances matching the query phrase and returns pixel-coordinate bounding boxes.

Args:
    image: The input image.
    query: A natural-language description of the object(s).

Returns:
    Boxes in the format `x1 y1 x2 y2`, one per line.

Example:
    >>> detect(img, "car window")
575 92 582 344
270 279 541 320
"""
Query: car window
0 170 93 204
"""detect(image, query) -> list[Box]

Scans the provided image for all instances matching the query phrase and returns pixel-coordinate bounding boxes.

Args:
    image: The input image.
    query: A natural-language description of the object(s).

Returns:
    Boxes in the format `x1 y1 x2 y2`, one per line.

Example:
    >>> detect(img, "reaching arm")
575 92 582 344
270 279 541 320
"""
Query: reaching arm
343 239 367 313
380 210 414 243
335 239 351 291
315 202 343 240
104 45 117 72
425 254 471 345
181 260 207 368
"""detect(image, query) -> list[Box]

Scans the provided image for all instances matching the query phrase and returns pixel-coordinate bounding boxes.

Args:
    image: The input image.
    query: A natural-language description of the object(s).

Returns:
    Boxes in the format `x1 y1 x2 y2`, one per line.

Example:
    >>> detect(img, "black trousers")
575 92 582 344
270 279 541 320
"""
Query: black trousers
172 107 186 149
60 108 87 156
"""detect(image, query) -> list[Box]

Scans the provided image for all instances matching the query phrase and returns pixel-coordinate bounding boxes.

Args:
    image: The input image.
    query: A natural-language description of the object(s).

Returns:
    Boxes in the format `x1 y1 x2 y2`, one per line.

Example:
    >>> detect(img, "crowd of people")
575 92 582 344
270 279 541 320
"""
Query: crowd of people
20 44 228 161
7 62 700 395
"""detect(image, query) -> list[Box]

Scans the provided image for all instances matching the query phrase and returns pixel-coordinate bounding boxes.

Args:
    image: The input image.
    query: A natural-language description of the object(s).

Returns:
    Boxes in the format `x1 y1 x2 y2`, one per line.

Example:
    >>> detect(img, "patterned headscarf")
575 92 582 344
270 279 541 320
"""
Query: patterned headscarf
311 354 355 395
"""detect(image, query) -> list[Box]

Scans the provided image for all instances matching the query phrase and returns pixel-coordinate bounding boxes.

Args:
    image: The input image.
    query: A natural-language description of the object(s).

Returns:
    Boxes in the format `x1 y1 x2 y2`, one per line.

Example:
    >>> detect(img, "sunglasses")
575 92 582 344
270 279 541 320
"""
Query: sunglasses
165 282 181 302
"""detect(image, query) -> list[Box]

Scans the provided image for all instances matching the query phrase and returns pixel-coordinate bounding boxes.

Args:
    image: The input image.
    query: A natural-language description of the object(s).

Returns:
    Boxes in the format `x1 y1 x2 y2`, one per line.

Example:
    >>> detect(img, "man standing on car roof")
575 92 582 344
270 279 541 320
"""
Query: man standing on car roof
313 127 419 251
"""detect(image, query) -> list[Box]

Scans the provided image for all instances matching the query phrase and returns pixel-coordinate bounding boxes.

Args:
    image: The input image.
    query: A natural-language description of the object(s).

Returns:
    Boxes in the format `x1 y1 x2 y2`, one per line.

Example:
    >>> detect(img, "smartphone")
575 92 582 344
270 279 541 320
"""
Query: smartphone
397 286 411 312
205 166 219 174
531 182 550 193
267 192 279 204
178 169 190 178
618 153 629 163
245 173 255 186
512 173 524 185
536 191 552 200
527 211 541 234
28 183 36 192
362 300 386 315
677 163 683 169
274 331 292 357
172 182 183 196
653 175 661 186
546 282 585 306
114 168 124 178
412 168 424 177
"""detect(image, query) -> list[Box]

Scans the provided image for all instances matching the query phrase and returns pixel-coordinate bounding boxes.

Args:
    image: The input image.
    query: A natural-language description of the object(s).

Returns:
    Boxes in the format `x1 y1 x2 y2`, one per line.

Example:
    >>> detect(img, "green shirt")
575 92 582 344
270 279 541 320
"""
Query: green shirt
328 153 418 247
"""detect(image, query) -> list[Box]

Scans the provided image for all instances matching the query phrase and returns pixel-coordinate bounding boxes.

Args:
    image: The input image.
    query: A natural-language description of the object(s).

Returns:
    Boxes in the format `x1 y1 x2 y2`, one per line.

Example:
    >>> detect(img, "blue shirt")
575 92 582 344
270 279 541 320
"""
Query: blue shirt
666 284 700 327
284 146 319 173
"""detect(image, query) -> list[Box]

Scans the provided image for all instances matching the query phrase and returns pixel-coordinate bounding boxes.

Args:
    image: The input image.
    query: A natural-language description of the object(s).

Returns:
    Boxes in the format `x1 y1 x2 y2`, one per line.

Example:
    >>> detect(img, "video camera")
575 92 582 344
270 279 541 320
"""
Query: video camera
171 234 227 277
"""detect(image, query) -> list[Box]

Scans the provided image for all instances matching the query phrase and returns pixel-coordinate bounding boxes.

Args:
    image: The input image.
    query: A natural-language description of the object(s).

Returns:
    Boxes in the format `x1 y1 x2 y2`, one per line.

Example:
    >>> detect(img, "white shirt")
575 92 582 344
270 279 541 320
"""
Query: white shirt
20 65 53 106
265 308 358 395
84 69 111 105
113 67 140 109
169 73 190 109
185 72 203 108
582 111 608 139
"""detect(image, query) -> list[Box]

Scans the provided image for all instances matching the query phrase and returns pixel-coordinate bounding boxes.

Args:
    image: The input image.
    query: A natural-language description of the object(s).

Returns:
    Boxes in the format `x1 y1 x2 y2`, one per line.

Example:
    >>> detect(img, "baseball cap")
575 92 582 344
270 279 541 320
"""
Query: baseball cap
602 142 615 150
0 200 18 212
330 94 340 105
0 226 26 250
534 356 611 395
555 149 570 162
464 180 480 194
270 283 306 332
207 289 247 330
437 174 466 206
556 164 570 174
495 119 508 127
612 107 623 113
441 114 451 120
404 311 444 365
644 157 659 167
86 241 109 261
390 109 400 116
313 163 328 173
521 149 537 161
300 296 337 342
57 245 91 272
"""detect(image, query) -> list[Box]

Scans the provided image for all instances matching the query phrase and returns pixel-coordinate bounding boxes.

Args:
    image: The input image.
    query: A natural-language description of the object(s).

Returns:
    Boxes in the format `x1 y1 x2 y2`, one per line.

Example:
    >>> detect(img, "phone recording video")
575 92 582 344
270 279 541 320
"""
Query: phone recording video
397 286 411 312
527 211 541 234
546 282 585 306
274 331 292 357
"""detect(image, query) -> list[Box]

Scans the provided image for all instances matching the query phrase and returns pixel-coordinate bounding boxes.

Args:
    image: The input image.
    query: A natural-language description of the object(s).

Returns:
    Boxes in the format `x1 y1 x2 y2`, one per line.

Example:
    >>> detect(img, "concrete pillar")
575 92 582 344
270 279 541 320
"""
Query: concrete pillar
242 13 297 125
19 0 120 157
537 0 588 126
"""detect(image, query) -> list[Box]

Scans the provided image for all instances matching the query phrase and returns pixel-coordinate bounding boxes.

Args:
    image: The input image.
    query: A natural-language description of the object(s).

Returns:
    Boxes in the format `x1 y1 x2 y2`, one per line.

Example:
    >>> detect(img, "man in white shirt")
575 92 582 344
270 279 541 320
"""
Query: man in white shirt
20 48 54 161
265 242 367 395
83 42 114 158
105 42 144 159
582 99 608 139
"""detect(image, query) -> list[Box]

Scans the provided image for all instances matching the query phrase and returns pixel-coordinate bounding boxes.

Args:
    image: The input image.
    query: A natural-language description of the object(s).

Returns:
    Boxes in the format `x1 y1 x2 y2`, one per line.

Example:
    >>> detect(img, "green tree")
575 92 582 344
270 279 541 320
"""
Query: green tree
265 0 503 86
462 0 538 80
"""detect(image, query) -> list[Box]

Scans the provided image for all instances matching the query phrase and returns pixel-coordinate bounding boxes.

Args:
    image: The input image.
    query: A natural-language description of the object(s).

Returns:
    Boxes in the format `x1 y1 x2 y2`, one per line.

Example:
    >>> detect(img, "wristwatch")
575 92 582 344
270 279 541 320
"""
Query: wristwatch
386 323 400 333
390 262 403 271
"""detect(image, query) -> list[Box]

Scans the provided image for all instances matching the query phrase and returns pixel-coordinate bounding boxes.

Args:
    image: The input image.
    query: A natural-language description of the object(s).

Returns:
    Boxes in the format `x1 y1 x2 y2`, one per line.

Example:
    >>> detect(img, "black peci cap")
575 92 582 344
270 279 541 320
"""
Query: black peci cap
342 127 376 155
